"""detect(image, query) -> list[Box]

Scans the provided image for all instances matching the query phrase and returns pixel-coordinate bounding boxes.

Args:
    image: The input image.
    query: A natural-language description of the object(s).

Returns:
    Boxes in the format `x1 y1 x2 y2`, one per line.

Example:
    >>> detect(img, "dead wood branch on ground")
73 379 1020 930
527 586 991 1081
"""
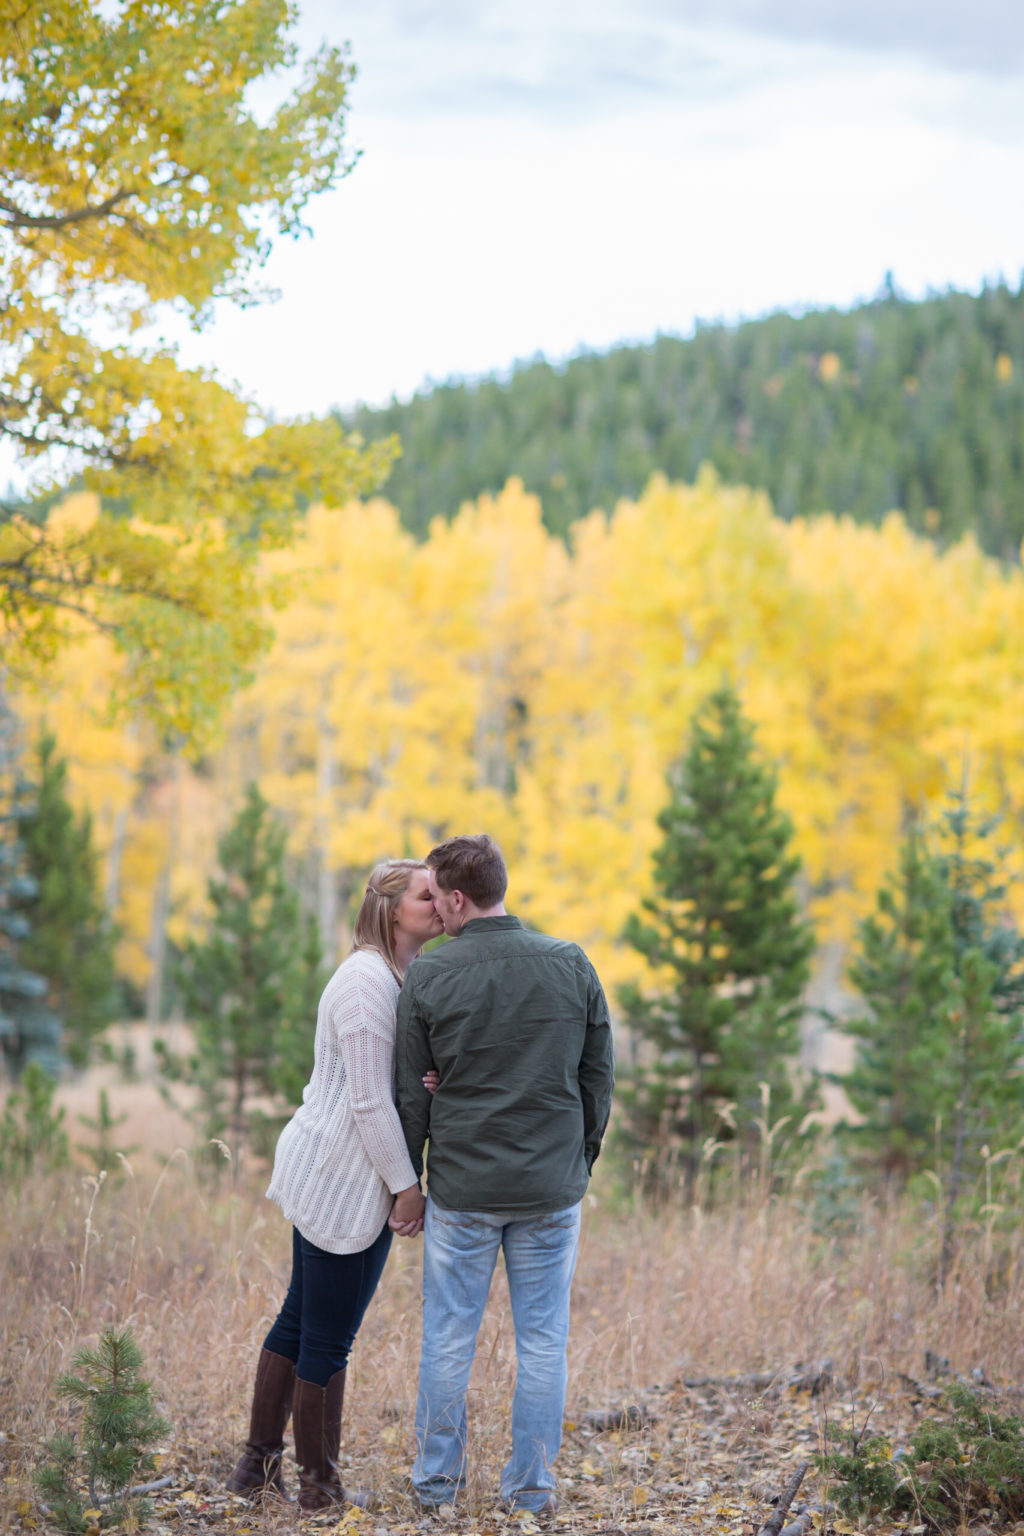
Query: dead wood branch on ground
755 1461 809 1536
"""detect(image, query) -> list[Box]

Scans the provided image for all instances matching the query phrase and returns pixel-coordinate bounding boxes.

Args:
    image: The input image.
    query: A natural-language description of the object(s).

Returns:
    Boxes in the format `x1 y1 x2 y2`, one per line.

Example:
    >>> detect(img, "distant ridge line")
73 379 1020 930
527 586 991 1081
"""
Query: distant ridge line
339 281 1024 560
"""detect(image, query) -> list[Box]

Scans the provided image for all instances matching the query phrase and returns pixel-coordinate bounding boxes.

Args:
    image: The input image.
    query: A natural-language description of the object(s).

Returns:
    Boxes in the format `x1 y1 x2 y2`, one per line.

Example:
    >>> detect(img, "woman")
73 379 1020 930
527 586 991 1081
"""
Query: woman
227 859 441 1510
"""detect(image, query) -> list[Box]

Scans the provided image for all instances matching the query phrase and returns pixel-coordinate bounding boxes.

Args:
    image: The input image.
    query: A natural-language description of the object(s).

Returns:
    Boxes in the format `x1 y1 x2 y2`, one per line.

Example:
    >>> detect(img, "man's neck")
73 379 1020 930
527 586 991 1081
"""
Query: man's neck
461 901 507 924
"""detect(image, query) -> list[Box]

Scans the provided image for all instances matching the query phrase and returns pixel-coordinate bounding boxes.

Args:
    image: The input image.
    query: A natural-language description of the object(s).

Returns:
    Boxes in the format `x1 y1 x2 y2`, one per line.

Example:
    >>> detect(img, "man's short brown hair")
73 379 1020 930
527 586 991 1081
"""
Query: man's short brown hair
427 834 508 908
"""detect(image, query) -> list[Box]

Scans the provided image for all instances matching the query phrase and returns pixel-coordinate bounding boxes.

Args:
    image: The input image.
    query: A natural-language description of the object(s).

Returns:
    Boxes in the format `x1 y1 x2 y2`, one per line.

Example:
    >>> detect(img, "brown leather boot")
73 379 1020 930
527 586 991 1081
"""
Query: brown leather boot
226 1348 296 1499
293 1368 370 1511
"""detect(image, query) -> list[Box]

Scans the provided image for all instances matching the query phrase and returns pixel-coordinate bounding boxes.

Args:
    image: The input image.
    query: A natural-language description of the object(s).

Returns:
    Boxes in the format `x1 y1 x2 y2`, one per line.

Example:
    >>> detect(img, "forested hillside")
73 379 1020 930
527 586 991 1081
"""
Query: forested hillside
342 281 1024 557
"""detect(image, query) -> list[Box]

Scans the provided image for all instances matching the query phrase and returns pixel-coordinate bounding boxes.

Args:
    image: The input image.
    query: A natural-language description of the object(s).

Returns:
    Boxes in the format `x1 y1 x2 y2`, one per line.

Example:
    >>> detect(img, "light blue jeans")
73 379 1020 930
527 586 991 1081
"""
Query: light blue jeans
413 1198 582 1512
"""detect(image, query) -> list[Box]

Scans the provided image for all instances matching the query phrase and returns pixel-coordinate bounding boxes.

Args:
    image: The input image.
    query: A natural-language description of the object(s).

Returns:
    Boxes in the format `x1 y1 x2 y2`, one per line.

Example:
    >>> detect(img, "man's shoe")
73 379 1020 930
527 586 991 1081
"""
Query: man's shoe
407 1478 458 1513
505 1490 559 1516
414 1493 456 1512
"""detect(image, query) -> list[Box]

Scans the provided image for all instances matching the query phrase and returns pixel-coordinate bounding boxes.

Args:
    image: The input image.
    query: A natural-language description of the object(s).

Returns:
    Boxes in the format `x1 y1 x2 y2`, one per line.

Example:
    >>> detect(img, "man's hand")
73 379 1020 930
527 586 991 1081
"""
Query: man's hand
389 1182 426 1237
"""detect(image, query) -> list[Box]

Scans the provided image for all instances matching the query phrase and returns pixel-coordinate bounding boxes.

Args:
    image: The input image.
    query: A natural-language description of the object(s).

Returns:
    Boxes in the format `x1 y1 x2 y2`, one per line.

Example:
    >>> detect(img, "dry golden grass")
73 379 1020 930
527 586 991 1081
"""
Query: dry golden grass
5 1119 1024 1535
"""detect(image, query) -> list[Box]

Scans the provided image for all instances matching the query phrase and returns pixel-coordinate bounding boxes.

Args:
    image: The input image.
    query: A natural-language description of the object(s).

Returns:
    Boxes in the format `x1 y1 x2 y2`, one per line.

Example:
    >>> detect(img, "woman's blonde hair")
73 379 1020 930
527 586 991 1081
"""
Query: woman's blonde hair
352 858 429 983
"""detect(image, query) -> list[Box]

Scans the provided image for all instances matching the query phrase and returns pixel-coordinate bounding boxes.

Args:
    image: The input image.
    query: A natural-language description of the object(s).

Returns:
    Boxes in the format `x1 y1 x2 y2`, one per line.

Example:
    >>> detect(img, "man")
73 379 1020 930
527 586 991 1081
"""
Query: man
394 833 614 1516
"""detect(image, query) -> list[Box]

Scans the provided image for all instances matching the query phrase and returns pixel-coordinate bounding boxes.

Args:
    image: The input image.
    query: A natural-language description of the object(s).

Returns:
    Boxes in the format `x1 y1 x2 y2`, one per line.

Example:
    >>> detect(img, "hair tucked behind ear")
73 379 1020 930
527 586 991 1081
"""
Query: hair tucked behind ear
352 858 428 983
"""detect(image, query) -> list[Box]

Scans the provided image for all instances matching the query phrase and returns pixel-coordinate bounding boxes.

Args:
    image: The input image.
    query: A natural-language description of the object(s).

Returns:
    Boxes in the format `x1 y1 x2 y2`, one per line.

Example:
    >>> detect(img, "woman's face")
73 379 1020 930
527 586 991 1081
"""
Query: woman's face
393 867 444 947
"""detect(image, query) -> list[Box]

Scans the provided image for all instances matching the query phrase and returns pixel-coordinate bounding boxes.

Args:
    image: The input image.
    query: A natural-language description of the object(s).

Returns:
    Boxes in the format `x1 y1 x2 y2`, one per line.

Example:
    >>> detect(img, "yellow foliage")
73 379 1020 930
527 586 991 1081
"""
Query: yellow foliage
0 3 396 740
22 475 1024 997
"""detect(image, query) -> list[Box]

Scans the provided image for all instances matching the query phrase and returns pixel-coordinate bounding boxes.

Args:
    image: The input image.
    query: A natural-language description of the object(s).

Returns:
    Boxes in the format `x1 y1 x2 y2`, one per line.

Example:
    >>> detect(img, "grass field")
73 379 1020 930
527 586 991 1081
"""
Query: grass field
4 1075 1024 1536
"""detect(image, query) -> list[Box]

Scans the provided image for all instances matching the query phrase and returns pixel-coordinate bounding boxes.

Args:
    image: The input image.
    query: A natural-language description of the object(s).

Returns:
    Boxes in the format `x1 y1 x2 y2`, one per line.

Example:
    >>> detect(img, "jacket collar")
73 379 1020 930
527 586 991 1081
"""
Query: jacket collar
459 914 523 935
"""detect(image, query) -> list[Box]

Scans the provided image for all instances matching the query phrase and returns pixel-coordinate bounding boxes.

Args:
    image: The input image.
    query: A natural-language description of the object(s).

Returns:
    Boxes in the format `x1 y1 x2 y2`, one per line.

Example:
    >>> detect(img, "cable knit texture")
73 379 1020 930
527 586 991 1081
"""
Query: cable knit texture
267 949 417 1254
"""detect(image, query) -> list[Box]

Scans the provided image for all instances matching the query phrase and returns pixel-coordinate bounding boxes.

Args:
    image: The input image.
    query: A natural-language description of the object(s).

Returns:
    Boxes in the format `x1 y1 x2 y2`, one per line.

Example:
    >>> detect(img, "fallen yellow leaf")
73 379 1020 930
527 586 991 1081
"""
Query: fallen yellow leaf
632 1485 651 1506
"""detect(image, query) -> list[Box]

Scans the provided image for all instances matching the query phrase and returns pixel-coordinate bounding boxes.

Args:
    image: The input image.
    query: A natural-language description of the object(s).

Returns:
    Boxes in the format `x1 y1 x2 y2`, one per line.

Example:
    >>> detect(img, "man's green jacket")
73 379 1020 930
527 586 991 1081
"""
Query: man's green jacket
395 915 615 1218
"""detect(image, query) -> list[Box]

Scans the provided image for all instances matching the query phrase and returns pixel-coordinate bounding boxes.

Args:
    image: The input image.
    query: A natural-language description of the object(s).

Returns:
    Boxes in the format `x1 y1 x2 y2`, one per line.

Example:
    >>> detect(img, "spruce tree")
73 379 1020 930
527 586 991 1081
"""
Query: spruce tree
0 691 58 1079
18 731 117 1070
842 826 959 1181
161 783 314 1156
938 783 1024 1018
620 681 816 1184
933 787 1024 1272
842 792 1024 1213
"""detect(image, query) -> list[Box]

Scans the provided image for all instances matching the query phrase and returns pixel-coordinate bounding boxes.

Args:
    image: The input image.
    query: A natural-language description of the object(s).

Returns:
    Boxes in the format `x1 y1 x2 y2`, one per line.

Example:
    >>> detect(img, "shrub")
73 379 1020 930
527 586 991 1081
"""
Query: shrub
820 1383 1024 1528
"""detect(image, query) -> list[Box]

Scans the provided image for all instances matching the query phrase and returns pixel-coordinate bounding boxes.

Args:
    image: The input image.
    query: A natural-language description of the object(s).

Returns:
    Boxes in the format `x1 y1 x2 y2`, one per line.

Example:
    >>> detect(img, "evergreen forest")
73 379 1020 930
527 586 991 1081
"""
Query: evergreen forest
9 7 1024 1535
341 279 1024 557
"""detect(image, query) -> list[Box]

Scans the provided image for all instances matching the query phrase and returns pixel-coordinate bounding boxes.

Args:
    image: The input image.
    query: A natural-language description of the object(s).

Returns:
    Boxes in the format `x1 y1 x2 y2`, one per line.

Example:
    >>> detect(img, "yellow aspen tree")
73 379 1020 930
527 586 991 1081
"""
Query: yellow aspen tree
25 476 1024 1003
515 470 805 989
781 513 1024 935
1 0 396 737
405 479 567 837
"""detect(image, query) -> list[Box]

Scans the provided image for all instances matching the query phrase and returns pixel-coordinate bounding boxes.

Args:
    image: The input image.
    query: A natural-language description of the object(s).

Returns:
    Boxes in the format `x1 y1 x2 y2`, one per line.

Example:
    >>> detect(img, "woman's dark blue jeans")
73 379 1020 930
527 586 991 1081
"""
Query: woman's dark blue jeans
262 1222 393 1386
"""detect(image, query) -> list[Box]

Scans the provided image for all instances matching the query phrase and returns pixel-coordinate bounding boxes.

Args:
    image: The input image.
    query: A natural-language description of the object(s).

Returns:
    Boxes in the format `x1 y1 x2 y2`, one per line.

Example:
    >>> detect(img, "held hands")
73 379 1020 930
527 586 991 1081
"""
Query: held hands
389 1182 425 1237
389 1074 434 1237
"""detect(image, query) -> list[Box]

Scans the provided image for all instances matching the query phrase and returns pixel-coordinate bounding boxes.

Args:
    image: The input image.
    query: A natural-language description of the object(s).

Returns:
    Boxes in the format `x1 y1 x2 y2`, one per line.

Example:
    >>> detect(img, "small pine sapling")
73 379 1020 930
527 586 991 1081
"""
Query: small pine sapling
35 1327 169 1532
75 1089 137 1176
0 1061 69 1177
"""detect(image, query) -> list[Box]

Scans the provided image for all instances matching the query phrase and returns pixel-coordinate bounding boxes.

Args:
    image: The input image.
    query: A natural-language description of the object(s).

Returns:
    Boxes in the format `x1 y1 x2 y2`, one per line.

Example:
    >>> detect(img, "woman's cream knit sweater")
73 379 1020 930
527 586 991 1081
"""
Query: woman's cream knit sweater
266 948 418 1254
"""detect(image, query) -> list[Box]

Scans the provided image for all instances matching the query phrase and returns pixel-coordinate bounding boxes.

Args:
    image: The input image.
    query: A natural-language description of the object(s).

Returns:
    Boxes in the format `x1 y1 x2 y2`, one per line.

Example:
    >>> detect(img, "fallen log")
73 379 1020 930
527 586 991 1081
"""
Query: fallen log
580 1404 652 1431
755 1461 809 1536
682 1361 834 1398
778 1510 816 1536
98 1476 174 1503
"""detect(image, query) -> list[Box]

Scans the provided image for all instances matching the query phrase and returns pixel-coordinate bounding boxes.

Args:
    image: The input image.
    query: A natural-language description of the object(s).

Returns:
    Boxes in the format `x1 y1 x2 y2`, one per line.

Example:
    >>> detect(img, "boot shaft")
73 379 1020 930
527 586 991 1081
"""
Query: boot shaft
226 1348 296 1499
293 1368 347 1511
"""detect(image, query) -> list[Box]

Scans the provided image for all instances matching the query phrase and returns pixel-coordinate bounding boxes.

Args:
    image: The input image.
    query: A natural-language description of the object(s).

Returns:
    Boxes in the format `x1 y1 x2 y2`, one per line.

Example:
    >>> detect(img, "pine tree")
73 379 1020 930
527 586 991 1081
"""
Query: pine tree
933 786 1024 1274
0 1061 69 1176
35 1326 169 1533
842 825 959 1181
938 783 1024 1018
161 784 314 1157
842 793 1024 1216
0 691 58 1079
619 681 816 1185
75 1088 137 1177
272 912 325 1111
18 731 117 1070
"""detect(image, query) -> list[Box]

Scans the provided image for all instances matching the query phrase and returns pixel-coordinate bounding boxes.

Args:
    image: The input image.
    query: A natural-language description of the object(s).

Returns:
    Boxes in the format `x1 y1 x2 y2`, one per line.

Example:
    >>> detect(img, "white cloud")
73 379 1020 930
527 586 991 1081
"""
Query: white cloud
128 4 1024 417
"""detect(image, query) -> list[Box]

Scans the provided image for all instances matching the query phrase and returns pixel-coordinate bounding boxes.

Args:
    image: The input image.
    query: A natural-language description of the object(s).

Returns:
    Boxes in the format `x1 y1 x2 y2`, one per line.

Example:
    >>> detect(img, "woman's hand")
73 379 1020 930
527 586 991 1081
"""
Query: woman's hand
423 1070 440 1095
389 1182 426 1237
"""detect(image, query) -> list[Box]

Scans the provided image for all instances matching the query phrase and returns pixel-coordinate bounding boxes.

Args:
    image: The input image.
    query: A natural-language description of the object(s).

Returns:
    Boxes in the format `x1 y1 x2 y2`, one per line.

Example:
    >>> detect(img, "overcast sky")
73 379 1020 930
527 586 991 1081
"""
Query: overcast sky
116 0 1024 419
